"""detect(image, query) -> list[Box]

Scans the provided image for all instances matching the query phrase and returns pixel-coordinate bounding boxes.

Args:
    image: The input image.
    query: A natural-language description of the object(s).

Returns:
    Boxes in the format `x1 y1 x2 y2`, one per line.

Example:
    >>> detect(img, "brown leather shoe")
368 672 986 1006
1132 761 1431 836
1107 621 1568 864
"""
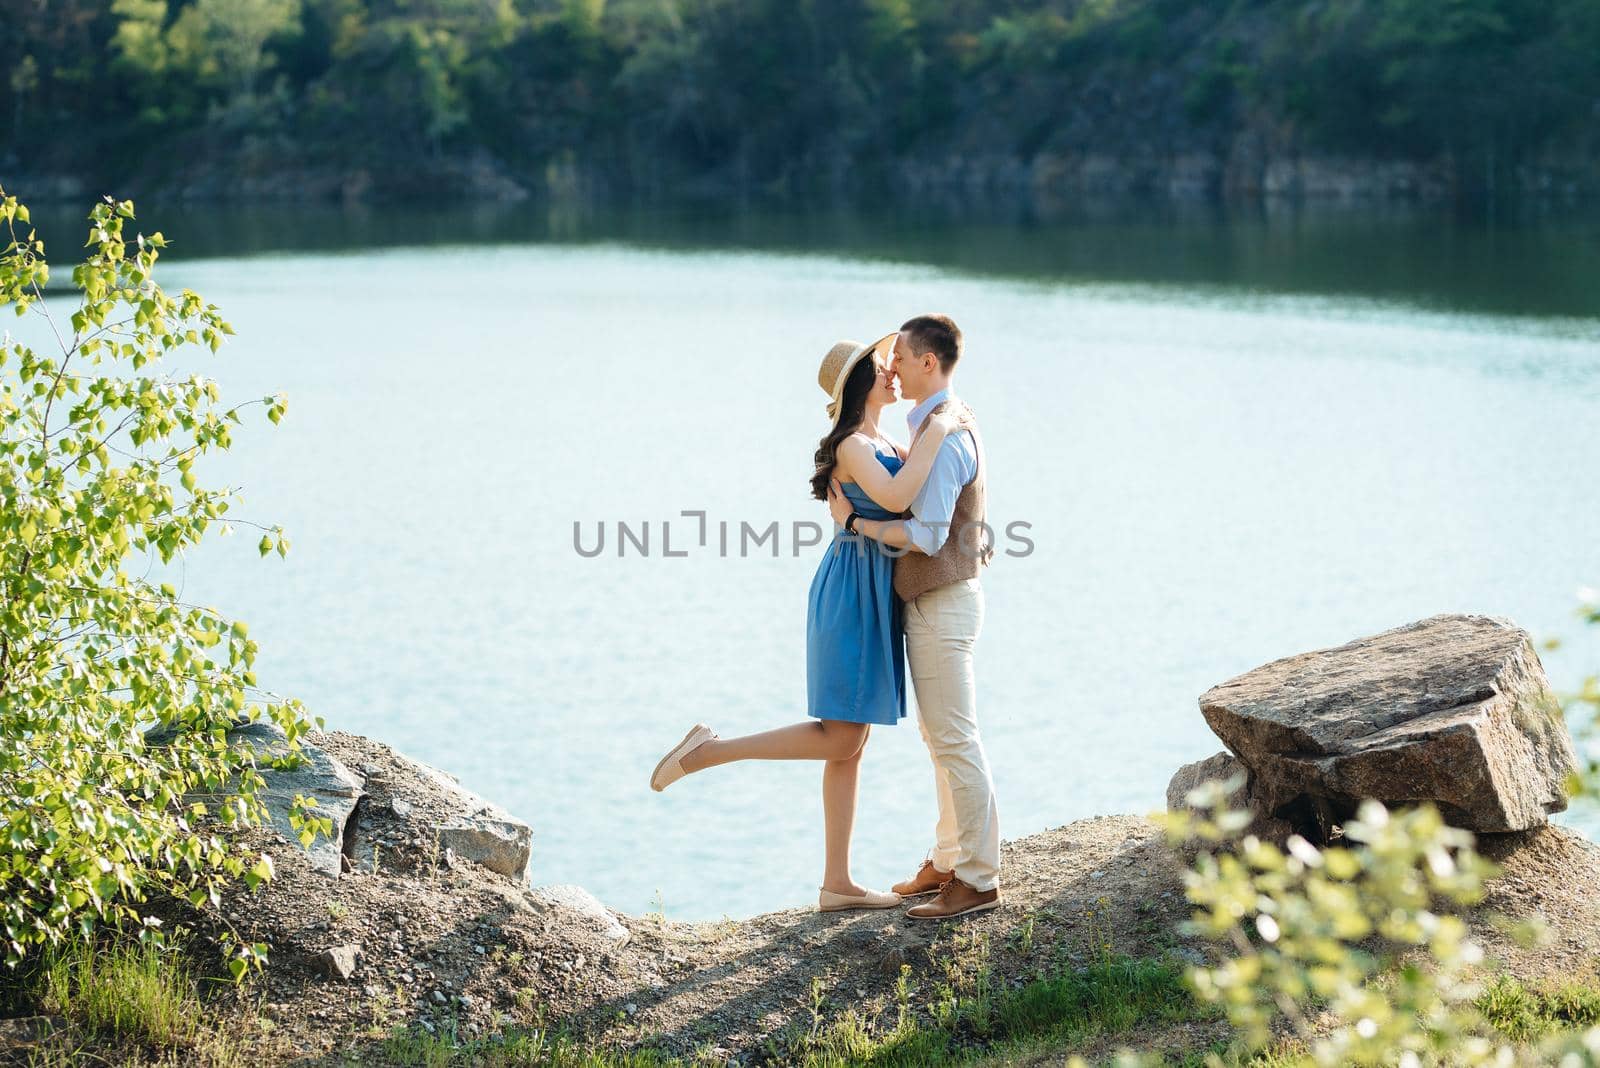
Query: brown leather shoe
905 877 1000 921
892 858 952 898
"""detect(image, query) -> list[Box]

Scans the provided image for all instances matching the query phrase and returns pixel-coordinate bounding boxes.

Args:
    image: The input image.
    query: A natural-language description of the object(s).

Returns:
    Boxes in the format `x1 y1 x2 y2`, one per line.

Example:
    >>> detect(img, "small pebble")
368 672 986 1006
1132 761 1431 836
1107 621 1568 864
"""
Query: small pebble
431 990 447 1005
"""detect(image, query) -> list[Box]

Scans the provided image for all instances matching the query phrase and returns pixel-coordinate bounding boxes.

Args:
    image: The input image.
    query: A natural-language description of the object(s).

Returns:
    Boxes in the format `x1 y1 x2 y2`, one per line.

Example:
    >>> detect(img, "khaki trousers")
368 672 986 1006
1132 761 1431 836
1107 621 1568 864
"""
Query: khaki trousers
904 577 1000 891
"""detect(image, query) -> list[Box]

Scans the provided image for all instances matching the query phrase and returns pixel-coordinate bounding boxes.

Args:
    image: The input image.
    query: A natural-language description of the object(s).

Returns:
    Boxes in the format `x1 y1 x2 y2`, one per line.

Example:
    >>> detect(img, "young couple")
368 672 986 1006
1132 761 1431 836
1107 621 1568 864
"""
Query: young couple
650 314 1001 921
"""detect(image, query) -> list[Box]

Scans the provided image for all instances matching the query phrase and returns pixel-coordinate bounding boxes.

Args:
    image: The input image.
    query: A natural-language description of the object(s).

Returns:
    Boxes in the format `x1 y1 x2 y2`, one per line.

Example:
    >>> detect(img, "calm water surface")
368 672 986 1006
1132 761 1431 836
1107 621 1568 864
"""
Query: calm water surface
23 200 1600 919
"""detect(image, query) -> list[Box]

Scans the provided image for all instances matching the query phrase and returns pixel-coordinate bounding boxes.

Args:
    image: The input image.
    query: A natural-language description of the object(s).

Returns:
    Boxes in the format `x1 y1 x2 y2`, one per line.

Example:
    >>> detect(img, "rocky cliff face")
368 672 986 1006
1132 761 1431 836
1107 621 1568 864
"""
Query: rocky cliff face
10 138 1595 207
892 145 1597 205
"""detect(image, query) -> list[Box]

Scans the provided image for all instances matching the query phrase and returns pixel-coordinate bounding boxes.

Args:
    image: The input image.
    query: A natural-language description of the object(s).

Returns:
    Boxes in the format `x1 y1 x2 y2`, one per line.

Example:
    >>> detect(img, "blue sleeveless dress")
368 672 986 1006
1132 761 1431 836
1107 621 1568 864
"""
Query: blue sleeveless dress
806 443 907 725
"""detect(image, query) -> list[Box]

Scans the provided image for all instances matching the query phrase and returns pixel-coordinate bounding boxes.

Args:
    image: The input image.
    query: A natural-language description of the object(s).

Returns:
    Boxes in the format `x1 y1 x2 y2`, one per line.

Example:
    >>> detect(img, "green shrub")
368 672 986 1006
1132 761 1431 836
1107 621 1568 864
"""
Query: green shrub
1160 789 1507 1065
1158 771 1600 1066
0 190 320 977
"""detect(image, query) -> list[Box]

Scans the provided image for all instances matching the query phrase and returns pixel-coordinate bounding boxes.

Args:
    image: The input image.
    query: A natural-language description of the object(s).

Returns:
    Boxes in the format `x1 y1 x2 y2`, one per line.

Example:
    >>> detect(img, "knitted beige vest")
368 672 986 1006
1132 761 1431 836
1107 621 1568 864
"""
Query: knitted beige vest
894 399 992 603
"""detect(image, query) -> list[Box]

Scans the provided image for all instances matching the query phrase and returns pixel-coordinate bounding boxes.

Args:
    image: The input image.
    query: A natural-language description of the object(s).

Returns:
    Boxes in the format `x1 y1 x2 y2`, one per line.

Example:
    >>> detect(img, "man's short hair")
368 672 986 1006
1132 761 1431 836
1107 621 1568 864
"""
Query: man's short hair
899 314 962 374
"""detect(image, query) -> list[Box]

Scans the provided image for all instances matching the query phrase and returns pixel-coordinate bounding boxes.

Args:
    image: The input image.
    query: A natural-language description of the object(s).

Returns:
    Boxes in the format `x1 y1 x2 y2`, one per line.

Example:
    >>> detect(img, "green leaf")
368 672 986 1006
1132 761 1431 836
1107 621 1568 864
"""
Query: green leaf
244 854 273 892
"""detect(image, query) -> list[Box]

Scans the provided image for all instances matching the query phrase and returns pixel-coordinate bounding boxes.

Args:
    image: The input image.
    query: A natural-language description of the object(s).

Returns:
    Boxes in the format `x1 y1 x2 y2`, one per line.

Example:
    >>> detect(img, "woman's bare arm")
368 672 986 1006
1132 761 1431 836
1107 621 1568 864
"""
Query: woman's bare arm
834 412 958 513
826 479 916 550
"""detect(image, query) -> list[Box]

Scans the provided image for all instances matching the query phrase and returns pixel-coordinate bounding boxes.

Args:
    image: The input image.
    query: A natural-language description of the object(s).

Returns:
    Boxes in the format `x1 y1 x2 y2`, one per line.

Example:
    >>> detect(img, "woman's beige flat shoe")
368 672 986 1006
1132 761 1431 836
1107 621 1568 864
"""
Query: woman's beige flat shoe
818 887 902 912
650 723 716 792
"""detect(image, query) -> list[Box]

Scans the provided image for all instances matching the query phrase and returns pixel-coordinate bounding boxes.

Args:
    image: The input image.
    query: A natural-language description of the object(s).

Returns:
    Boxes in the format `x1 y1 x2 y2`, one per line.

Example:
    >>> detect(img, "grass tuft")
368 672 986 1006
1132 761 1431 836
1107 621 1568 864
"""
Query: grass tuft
39 937 198 1048
1477 974 1600 1043
380 1017 682 1067
778 953 1205 1067
372 956 1202 1067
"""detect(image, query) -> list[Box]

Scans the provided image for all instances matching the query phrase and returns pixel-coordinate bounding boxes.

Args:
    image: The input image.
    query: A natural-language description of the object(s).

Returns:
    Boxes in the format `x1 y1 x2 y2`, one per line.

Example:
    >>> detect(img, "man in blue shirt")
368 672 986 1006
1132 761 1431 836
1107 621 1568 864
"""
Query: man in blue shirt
828 314 1001 919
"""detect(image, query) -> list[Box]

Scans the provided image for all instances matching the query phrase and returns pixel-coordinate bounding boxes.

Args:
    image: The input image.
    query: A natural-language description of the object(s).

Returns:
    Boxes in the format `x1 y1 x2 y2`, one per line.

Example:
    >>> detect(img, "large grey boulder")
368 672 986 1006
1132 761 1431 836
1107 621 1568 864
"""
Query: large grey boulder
144 719 365 876
1200 614 1577 839
228 722 365 877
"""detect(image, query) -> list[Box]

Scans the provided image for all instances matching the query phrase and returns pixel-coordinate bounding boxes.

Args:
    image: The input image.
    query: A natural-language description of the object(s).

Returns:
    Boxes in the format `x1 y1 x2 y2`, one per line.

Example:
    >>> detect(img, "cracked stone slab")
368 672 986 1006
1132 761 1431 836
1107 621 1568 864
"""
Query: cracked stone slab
228 722 365 877
145 719 366 877
1199 614 1577 834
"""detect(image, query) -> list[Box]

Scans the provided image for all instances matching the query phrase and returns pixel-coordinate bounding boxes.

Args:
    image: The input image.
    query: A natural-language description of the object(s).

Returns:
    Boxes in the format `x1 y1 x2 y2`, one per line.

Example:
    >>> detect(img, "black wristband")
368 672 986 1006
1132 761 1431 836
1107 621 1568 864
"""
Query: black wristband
845 511 862 534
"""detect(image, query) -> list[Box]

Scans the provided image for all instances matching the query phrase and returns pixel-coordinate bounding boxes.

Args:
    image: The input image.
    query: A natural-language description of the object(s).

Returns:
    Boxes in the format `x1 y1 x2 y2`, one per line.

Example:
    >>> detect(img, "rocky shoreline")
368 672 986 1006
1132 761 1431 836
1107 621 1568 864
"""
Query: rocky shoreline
145 727 1598 1066
6 611 1596 1065
216 730 1223 1062
106 613 1588 1065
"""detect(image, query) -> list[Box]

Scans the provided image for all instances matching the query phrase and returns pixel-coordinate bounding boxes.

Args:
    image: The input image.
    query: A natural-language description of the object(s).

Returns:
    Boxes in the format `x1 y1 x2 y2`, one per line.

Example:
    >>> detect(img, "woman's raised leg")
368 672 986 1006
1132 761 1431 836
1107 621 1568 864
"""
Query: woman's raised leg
659 719 893 908
680 718 868 772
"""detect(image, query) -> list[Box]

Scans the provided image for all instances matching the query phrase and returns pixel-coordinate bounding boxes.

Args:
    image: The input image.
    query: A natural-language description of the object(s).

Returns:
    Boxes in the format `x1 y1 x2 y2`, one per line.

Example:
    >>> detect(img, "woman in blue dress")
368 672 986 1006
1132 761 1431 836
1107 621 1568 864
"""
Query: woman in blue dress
649 332 956 912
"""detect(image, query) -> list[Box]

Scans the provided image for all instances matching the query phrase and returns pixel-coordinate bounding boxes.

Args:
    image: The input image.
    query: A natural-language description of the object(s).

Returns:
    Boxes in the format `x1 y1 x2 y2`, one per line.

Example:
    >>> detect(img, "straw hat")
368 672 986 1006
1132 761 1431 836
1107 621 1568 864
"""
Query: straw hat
817 332 897 425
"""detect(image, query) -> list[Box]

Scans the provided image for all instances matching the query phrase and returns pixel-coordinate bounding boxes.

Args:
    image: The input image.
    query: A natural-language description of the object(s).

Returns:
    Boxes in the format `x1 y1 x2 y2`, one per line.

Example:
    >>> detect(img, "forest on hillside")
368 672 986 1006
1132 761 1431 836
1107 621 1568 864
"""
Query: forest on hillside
5 0 1599 202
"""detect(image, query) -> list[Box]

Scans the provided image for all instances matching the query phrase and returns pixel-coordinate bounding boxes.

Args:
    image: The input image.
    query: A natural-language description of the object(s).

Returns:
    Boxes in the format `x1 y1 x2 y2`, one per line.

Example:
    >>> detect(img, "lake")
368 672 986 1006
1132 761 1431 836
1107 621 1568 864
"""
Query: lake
19 196 1600 919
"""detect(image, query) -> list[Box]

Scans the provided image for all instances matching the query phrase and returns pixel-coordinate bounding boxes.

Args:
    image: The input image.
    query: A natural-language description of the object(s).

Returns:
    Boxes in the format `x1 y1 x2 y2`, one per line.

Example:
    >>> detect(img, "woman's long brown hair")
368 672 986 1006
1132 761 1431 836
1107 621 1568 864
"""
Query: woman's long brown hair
810 357 877 501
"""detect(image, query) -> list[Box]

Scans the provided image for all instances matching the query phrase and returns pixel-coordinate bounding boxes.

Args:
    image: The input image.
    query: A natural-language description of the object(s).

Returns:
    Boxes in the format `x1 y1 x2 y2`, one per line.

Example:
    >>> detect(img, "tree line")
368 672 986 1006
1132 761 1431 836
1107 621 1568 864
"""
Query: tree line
5 0 1599 200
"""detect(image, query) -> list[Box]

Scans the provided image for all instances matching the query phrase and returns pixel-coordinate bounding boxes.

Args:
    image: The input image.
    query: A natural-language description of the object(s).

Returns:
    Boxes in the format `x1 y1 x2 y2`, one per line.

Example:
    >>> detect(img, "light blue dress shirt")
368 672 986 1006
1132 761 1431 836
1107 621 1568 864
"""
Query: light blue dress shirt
903 388 978 556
